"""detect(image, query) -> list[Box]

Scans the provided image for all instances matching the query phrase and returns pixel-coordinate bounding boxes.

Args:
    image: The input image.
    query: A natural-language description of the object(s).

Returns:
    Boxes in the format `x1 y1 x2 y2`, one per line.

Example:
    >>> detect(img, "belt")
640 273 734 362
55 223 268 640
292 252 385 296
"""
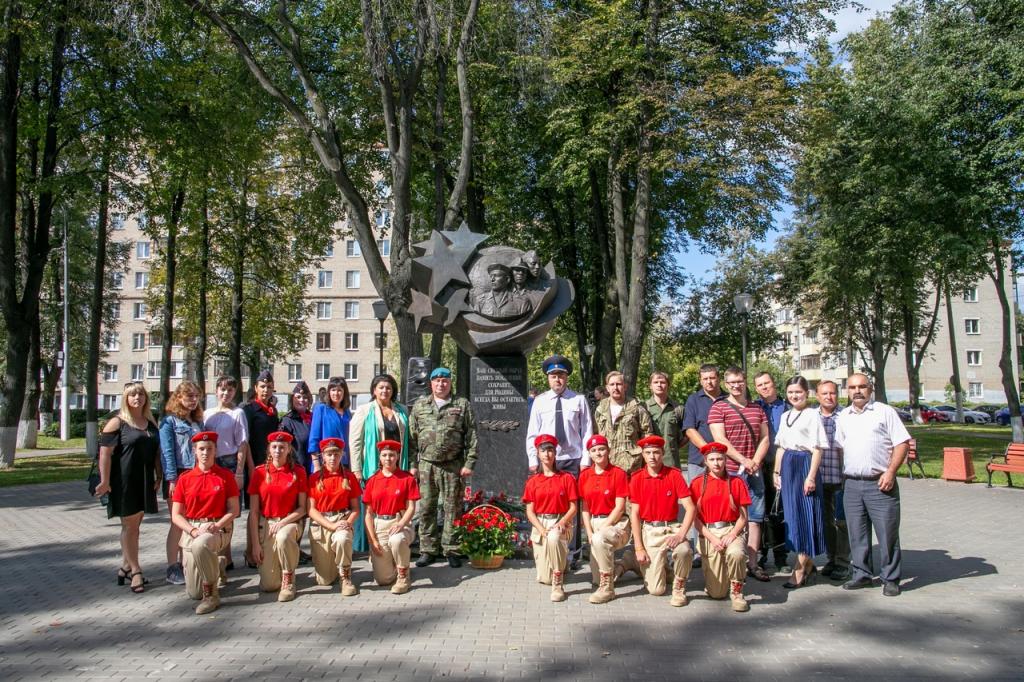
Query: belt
706 521 734 529
538 513 562 520
643 520 673 527
187 517 220 523
375 513 400 520
845 473 882 481
591 514 609 520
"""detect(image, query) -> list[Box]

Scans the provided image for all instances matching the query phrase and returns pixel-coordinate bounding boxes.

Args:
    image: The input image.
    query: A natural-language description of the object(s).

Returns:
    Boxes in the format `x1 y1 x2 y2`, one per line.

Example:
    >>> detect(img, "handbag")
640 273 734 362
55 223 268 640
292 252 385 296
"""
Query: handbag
87 456 100 497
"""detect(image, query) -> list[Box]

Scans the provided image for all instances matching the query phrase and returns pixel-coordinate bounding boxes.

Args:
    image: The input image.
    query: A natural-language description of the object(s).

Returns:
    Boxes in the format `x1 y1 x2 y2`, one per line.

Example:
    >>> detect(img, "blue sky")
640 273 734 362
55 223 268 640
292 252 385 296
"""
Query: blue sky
676 1 899 283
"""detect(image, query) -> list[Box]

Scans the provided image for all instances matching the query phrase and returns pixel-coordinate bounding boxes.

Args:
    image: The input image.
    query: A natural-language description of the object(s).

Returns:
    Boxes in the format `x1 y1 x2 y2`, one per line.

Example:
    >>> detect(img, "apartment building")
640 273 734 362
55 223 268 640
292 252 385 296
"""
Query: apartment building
84 210 395 410
772 272 1019 403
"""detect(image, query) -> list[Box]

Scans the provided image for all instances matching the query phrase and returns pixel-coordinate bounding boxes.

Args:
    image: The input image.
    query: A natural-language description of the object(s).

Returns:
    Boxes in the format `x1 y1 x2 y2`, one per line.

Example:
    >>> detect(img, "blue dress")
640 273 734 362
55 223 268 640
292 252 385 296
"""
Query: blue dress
781 449 826 556
308 403 351 470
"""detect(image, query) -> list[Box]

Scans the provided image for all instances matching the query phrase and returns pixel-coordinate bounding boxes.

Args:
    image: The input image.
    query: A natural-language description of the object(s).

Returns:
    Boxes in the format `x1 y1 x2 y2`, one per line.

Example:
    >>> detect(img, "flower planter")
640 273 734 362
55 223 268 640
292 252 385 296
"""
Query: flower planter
469 555 505 570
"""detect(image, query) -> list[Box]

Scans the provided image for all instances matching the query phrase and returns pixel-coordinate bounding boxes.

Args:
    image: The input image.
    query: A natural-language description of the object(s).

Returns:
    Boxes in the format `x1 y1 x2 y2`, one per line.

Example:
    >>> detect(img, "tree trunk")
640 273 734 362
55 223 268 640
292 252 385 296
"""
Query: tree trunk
944 277 964 424
159 183 186 411
16 315 41 448
987 239 1022 442
39 257 62 431
86 144 112 458
196 185 209 396
229 232 244 387
868 290 889 404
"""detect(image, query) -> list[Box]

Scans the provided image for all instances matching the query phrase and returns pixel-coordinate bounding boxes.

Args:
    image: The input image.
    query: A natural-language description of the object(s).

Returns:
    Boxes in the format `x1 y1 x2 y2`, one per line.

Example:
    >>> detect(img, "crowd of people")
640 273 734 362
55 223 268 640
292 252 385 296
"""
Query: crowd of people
93 355 911 613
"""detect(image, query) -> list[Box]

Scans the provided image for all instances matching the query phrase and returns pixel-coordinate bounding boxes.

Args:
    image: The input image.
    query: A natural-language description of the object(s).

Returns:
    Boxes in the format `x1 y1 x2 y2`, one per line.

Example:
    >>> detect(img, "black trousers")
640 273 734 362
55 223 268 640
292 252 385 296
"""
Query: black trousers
761 459 788 566
555 458 582 562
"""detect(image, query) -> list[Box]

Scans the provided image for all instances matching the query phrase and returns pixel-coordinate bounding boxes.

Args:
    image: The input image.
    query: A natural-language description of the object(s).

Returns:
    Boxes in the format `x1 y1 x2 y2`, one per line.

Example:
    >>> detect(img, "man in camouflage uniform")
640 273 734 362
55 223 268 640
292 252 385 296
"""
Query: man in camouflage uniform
645 371 686 468
410 367 478 568
594 371 654 473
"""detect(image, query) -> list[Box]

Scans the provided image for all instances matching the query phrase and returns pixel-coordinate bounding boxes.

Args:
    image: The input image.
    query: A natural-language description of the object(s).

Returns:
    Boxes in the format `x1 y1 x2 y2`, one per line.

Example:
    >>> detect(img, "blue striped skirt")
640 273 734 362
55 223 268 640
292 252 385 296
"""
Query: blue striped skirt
781 449 826 556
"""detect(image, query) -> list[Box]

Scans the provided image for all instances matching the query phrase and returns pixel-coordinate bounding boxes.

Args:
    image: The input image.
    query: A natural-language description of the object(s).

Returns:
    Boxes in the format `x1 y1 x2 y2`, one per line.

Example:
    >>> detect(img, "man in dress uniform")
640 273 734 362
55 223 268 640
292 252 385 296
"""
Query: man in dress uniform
409 367 478 569
628 435 696 607
594 371 654 473
526 354 593 566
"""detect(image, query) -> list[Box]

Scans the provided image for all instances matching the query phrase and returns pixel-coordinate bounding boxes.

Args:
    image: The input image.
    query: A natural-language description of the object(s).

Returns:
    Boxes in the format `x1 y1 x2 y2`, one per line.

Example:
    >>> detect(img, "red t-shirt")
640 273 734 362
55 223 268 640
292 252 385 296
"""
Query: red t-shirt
689 473 751 524
361 470 420 516
707 399 766 474
578 465 629 516
247 464 308 518
522 471 579 515
172 465 239 519
308 469 362 514
628 466 690 522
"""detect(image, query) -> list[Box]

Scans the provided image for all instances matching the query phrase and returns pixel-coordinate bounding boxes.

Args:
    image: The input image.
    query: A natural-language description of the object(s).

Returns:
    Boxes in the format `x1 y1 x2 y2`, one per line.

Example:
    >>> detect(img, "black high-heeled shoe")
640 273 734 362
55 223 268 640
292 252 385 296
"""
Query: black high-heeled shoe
116 566 131 586
784 569 817 589
130 571 148 593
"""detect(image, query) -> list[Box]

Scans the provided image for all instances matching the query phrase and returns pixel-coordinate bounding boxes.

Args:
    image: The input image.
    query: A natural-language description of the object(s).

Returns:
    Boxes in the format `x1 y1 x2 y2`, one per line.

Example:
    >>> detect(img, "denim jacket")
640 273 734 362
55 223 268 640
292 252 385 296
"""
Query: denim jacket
159 415 202 481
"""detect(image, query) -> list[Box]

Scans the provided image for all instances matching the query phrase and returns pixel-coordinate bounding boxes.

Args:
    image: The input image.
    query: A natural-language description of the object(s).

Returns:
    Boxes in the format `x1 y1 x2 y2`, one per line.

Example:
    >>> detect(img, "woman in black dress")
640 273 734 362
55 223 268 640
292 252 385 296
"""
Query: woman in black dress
94 381 161 593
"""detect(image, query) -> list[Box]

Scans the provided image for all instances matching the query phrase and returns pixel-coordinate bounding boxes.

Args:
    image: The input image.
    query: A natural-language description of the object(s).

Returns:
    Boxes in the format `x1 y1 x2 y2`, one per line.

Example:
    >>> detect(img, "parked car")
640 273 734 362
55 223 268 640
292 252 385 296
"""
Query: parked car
995 407 1011 426
895 408 913 423
934 405 992 424
919 405 951 423
974 404 1004 418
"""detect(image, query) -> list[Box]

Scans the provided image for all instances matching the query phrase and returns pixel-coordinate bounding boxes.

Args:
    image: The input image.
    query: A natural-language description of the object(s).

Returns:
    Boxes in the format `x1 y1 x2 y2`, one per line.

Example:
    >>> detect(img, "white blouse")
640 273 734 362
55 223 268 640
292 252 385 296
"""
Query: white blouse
774 408 828 453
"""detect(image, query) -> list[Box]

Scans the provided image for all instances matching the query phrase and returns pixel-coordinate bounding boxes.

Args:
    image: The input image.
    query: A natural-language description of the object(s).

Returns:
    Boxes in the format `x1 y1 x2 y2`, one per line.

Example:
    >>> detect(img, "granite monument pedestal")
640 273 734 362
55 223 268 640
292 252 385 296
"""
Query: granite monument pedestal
469 355 529 496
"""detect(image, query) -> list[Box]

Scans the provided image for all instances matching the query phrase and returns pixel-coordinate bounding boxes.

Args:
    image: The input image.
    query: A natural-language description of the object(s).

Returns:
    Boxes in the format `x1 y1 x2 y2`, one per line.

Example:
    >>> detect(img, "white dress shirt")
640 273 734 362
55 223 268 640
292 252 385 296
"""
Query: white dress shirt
834 400 911 477
526 388 593 468
774 408 828 453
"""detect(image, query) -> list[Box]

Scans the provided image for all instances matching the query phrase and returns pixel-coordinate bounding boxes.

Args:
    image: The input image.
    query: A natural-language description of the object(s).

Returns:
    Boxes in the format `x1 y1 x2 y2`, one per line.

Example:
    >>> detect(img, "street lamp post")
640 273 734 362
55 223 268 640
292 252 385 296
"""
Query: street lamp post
733 292 754 377
584 343 596 389
61 206 70 442
372 300 389 375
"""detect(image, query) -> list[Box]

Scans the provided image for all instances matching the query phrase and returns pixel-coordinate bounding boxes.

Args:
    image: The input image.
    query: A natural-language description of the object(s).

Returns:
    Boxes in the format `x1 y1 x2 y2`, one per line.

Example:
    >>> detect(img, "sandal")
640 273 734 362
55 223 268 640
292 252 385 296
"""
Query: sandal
748 566 771 582
130 571 148 593
116 566 131 586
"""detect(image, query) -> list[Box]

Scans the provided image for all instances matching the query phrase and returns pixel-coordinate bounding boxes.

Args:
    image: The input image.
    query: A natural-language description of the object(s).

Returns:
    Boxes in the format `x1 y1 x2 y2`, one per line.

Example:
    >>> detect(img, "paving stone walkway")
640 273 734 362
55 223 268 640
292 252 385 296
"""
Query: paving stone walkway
0 477 1021 681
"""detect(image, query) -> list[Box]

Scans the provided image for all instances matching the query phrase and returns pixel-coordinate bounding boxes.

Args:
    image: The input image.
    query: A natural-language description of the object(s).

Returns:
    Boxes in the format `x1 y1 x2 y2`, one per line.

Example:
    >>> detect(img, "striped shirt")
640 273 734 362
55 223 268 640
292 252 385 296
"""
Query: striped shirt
816 407 843 485
708 399 766 474
834 401 911 477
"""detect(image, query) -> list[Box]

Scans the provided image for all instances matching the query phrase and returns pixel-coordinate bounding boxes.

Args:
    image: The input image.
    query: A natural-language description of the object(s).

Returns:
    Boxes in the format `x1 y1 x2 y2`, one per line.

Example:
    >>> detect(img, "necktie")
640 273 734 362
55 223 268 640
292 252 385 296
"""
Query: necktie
555 396 568 451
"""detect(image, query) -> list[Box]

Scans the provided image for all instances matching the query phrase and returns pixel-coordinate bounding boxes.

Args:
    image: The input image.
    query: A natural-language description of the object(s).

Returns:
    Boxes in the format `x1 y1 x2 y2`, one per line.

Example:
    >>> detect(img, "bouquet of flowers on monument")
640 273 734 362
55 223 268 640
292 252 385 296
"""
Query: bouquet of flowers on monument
453 504 516 561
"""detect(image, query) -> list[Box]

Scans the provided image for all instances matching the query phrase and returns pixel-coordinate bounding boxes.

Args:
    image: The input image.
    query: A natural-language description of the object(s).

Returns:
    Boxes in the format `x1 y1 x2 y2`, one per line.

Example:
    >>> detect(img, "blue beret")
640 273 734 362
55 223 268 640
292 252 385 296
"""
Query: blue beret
430 367 452 379
542 355 573 375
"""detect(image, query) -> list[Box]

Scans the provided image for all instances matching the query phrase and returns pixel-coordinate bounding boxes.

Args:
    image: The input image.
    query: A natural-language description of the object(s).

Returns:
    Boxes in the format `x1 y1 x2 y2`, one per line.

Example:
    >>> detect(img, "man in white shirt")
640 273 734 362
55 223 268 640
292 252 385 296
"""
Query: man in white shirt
526 354 593 565
834 373 911 596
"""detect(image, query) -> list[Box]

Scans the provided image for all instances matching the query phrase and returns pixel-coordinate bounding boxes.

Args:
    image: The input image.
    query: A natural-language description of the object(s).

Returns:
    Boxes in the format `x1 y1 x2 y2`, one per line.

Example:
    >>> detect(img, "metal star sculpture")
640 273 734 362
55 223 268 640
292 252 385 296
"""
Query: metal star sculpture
415 229 473 298
409 289 446 330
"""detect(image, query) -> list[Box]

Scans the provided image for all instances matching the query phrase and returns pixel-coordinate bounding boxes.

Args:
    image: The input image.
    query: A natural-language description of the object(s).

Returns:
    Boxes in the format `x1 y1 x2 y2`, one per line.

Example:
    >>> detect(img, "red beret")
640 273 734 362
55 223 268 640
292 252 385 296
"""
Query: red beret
191 431 219 444
586 434 609 450
267 431 294 444
700 442 729 455
637 435 666 450
320 437 345 452
534 434 559 450
377 439 402 452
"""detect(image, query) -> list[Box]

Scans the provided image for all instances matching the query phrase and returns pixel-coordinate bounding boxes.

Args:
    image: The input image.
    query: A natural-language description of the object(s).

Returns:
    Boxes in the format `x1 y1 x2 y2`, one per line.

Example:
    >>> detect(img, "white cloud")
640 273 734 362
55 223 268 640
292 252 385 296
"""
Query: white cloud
829 1 899 38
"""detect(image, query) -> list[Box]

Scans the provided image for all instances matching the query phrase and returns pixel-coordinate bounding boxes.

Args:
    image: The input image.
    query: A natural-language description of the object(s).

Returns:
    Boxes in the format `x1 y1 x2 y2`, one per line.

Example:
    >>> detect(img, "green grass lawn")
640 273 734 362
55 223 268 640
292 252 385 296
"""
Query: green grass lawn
0 453 92 487
906 424 1015 485
16 435 87 451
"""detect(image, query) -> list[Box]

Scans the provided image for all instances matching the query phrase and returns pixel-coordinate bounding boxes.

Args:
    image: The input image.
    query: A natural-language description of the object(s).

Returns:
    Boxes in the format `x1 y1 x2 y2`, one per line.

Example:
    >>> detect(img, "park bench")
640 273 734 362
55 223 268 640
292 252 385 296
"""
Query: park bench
987 443 1024 488
904 438 925 480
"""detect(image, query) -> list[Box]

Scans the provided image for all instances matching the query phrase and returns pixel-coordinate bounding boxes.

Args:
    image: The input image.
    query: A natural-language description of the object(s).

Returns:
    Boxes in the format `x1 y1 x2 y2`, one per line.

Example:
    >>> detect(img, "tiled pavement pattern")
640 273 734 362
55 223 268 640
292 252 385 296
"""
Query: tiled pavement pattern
0 478 1021 681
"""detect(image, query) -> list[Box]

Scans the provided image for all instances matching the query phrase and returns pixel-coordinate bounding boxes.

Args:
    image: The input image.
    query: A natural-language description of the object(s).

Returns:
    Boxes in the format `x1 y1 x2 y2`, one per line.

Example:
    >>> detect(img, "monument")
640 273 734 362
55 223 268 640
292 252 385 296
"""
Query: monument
408 224 574 495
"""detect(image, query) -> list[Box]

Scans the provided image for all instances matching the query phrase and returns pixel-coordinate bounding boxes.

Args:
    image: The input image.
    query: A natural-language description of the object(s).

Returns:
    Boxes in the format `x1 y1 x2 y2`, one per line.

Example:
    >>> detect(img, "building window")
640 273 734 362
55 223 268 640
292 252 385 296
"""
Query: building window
135 271 149 289
375 209 391 228
344 301 359 320
109 301 120 320
373 363 382 377
374 332 387 350
805 328 818 343
316 301 332 320
213 359 229 377
111 213 125 231
136 241 151 259
965 318 980 335
147 361 161 378
315 363 330 381
149 329 163 347
287 363 302 382
344 363 358 381
345 270 361 288
130 364 144 381
345 333 359 351
132 302 147 320
100 394 119 410
169 361 184 379
966 350 982 366
346 240 361 257
102 363 118 382
377 238 391 257
103 332 119 352
775 332 791 350
132 333 146 351
799 355 821 371
317 270 333 288
323 243 334 258
316 332 331 351
111 272 124 290
963 287 978 302
968 382 983 399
